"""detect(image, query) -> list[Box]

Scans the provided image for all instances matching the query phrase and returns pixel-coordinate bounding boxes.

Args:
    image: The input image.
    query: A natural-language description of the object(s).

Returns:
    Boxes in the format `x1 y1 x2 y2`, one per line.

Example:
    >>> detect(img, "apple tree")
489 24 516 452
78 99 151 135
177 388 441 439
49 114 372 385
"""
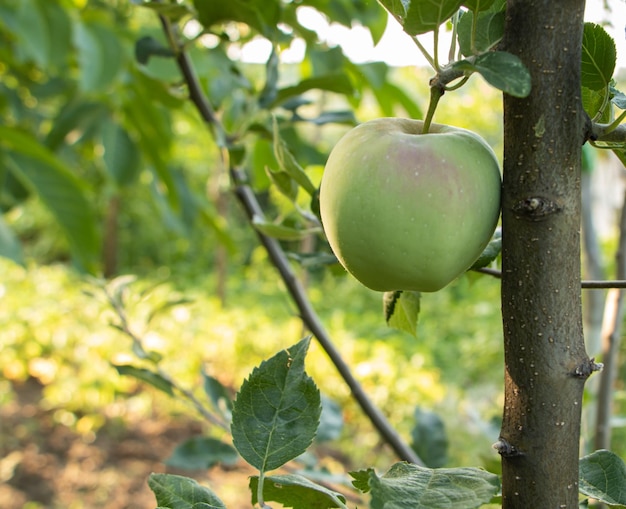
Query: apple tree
130 0 626 508
4 0 626 507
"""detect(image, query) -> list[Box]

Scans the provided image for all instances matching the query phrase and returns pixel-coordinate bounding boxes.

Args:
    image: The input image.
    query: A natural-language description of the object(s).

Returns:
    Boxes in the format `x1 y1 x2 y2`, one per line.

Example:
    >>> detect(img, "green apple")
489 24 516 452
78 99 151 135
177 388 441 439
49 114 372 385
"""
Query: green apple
319 117 501 292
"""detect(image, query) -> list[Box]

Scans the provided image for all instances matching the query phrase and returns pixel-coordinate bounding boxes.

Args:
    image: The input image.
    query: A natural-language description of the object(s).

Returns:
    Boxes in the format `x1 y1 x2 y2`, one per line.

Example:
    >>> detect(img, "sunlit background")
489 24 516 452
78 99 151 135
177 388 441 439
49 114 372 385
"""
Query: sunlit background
223 0 626 68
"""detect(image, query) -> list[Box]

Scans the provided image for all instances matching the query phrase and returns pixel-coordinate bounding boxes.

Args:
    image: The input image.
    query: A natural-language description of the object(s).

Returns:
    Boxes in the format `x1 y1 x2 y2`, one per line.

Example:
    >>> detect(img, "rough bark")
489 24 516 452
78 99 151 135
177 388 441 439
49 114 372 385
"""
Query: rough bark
499 1 591 507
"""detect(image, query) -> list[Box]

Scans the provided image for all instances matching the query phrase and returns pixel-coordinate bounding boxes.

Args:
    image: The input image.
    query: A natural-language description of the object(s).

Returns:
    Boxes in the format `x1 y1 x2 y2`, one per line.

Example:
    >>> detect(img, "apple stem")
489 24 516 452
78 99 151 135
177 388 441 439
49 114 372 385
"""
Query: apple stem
422 83 445 134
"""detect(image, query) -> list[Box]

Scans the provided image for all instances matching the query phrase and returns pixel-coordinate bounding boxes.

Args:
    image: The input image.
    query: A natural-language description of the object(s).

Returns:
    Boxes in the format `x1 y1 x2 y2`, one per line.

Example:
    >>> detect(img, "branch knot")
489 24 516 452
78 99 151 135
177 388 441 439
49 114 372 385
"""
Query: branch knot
512 196 562 221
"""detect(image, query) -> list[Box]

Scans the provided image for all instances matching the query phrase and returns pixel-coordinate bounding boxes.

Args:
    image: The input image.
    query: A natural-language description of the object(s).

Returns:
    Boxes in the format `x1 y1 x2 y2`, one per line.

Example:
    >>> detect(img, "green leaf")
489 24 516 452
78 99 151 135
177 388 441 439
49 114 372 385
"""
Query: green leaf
137 1 194 22
581 86 611 122
252 215 321 241
611 84 626 110
301 110 357 126
410 407 449 468
0 127 100 272
452 51 531 97
259 46 280 108
73 19 124 93
123 78 179 208
231 337 321 472
272 117 317 196
265 167 299 202
273 74 355 108
166 437 239 471
114 364 174 396
316 396 343 443
350 469 373 493
193 0 281 39
470 228 501 269
457 9 504 56
135 35 175 65
45 100 109 151
250 474 347 509
14 0 51 68
579 449 626 506
13 0 72 70
378 0 464 35
581 22 616 91
368 462 500 509
462 0 498 11
148 473 227 509
202 371 233 418
384 290 421 337
0 214 24 266
101 120 142 188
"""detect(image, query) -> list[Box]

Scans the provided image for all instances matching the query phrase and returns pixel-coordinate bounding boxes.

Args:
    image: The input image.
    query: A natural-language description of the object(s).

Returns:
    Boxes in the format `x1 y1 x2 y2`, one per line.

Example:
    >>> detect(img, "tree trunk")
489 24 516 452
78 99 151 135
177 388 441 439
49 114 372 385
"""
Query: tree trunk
499 1 592 507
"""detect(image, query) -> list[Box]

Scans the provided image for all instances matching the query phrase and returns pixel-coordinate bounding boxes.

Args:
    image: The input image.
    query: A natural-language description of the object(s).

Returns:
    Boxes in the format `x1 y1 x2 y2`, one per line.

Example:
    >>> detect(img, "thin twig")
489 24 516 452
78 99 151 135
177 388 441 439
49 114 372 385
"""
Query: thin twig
157 14 422 464
104 286 229 430
474 267 626 289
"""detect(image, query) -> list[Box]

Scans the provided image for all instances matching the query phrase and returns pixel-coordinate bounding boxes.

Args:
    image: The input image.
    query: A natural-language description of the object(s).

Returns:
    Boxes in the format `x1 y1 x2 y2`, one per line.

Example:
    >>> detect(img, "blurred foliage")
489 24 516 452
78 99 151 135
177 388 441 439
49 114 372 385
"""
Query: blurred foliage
0 256 503 470
0 0 503 275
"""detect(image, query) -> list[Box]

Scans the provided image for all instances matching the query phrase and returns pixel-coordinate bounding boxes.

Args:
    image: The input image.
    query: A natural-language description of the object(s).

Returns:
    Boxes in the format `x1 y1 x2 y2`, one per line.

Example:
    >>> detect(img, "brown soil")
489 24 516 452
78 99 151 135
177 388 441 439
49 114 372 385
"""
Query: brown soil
0 378 257 509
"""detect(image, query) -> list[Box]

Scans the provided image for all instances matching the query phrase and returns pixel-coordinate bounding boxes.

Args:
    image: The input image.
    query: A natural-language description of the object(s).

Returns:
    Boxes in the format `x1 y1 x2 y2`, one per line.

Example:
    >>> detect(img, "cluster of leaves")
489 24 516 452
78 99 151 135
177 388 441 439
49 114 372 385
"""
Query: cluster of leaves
132 334 626 509
0 0 428 277
581 22 626 165
0 0 190 271
379 0 530 99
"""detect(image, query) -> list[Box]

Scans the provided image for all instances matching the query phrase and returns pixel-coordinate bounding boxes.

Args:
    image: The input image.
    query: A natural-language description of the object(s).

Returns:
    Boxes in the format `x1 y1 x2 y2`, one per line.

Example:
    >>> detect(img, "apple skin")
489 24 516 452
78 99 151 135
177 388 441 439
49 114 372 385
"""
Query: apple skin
319 117 501 292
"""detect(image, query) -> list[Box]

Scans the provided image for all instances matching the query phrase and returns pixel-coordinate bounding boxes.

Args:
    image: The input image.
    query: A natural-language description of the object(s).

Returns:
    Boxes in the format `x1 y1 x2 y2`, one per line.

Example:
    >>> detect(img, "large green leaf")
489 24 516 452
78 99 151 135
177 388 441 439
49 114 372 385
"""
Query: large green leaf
123 79 179 208
378 0 464 35
367 462 500 509
410 407 449 468
462 0 497 11
13 0 72 70
0 126 100 272
193 0 281 39
295 0 387 45
452 51 531 97
45 100 109 151
73 19 124 92
148 473 226 509
0 214 24 266
581 22 616 91
272 74 355 108
136 1 194 22
231 337 321 472
101 119 142 188
457 8 504 56
579 450 626 506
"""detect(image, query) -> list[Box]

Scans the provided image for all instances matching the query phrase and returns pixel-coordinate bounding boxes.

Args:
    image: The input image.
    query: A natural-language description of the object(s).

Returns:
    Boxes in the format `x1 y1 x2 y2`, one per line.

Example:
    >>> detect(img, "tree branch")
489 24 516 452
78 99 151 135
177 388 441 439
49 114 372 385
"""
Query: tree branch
156 13 422 465
474 267 626 289
591 122 626 144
